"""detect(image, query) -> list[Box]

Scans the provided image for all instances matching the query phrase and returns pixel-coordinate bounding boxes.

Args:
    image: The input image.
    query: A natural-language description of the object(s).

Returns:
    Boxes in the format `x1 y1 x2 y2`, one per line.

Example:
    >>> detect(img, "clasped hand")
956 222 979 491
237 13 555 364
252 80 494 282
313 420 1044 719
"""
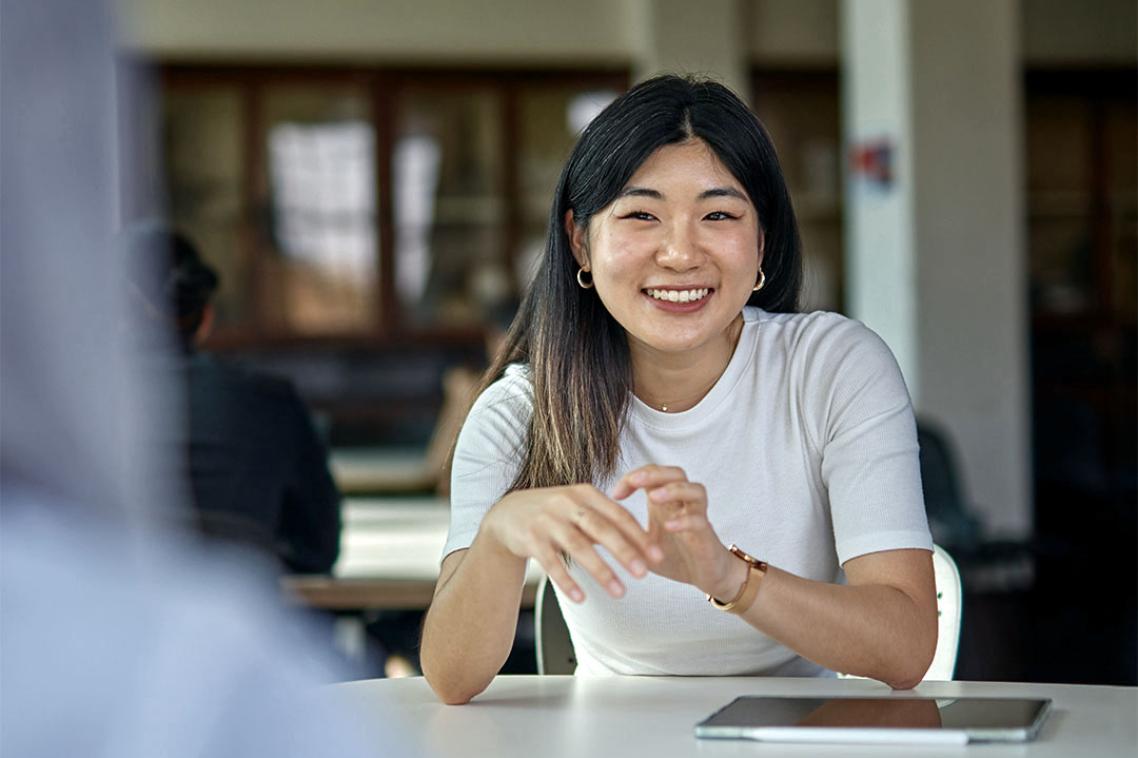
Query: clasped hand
482 465 739 603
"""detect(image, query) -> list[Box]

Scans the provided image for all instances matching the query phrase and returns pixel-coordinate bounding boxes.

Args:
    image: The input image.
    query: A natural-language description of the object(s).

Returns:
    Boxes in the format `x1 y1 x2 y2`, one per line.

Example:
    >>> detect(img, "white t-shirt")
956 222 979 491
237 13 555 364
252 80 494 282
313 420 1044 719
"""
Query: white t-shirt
444 307 933 676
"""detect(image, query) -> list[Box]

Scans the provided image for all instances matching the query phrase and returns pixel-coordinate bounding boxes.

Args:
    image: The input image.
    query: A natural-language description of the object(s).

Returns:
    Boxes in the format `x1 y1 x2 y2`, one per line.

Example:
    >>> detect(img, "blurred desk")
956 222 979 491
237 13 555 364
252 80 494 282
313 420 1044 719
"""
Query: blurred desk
283 498 539 611
332 675 1138 757
329 447 436 495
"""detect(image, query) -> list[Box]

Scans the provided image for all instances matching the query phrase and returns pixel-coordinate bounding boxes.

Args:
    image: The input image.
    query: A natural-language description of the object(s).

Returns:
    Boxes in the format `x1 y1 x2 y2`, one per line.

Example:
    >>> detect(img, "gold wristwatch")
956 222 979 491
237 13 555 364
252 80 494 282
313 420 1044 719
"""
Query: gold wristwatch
707 544 767 614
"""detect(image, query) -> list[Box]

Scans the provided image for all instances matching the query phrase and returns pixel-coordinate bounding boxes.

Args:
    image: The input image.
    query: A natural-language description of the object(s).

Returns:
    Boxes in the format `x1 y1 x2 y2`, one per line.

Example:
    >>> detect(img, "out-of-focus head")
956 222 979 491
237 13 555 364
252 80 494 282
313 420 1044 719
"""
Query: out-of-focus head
536 74 802 323
124 223 218 347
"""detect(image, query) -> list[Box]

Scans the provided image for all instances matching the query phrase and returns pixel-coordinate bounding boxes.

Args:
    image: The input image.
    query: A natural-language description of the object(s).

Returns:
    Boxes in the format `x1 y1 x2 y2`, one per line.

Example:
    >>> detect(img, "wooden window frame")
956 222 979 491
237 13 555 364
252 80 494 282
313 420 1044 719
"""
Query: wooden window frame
152 63 629 351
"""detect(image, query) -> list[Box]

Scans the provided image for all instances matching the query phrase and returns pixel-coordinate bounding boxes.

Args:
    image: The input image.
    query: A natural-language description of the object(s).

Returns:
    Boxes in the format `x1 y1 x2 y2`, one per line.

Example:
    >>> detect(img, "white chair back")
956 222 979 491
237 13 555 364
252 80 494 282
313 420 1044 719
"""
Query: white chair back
927 543 963 680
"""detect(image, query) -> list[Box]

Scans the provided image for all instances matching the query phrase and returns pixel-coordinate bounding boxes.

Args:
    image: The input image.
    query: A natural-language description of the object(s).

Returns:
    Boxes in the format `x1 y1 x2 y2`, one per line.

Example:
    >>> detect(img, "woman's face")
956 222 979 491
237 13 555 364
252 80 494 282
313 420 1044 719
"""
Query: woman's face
569 139 762 359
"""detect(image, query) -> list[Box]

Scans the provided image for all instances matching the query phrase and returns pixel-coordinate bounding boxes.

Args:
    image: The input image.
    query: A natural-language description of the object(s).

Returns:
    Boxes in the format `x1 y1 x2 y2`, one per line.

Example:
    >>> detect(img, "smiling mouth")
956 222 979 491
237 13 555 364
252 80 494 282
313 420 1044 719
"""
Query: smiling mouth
643 287 712 304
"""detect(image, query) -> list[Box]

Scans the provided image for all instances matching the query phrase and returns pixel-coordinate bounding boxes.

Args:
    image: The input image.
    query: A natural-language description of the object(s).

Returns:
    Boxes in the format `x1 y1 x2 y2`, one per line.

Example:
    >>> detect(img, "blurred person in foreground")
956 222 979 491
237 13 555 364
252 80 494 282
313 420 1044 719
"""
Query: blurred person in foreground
0 1 393 755
126 224 342 574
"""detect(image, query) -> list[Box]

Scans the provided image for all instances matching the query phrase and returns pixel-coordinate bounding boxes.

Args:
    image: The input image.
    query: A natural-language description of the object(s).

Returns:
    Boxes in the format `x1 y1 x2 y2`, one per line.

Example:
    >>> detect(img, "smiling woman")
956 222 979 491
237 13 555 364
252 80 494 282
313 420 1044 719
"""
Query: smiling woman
420 76 937 705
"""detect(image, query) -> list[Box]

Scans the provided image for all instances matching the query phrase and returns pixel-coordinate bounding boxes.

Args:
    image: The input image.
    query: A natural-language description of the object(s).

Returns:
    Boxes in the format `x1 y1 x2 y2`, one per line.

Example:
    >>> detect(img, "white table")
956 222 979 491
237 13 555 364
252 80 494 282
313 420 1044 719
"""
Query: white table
331 675 1138 757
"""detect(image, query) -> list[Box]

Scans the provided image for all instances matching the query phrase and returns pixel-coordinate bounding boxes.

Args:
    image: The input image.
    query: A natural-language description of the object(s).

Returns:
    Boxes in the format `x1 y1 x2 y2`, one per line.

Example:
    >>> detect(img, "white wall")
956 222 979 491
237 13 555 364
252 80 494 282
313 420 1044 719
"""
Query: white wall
909 1 1029 537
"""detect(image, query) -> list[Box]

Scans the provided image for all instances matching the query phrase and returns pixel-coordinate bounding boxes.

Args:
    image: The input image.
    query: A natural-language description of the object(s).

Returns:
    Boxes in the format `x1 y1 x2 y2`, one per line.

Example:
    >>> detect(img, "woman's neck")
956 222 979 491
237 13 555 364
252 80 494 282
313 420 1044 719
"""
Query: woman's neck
630 314 744 413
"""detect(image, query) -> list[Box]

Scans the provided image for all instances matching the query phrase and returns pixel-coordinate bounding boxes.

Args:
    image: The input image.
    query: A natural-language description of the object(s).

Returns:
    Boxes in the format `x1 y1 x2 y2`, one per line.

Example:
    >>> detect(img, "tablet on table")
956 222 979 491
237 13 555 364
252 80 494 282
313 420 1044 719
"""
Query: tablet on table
695 696 1052 745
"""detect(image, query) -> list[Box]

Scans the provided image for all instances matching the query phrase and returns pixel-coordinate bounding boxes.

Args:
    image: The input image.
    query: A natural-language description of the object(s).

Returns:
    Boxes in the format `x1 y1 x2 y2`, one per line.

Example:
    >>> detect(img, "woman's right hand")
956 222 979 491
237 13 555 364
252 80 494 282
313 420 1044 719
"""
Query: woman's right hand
480 484 664 604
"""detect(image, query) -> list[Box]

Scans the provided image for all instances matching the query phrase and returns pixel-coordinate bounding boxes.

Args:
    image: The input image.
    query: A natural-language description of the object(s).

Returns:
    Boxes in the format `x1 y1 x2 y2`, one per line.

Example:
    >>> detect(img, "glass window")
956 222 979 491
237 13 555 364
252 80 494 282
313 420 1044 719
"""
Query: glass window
393 87 507 329
260 85 378 335
162 87 250 329
516 87 618 288
753 76 843 312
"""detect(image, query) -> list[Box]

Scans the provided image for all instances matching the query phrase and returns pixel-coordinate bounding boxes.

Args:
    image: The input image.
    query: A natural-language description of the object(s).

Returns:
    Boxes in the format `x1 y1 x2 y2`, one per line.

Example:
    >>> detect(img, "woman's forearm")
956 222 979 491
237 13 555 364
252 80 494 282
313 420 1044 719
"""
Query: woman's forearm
420 531 528 704
739 567 937 689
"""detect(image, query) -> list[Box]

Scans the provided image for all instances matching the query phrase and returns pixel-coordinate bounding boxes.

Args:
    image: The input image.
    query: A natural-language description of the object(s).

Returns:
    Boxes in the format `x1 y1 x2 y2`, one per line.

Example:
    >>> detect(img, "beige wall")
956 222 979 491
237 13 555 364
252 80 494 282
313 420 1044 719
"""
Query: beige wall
119 0 1136 66
117 0 631 64
1022 0 1137 65
749 0 840 64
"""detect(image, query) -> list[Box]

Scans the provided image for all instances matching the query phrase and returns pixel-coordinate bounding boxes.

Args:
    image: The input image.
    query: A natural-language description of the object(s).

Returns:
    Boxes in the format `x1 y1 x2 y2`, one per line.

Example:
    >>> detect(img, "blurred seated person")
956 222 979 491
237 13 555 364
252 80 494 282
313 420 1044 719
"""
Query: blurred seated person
425 305 515 497
126 224 341 574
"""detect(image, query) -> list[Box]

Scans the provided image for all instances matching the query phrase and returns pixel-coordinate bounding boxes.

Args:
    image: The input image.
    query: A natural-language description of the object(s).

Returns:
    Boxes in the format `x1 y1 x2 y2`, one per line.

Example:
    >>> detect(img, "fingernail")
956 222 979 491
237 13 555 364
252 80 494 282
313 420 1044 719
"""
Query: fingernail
630 559 646 577
608 580 625 597
648 489 665 501
665 519 682 530
649 545 664 562
631 471 645 484
570 588 584 603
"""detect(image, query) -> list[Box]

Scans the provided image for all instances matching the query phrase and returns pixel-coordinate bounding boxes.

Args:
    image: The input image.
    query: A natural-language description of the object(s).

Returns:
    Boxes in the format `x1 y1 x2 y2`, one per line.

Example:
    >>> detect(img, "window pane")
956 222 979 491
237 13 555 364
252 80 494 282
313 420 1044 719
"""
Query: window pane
1029 217 1095 314
162 88 250 329
393 87 507 329
261 85 377 335
516 87 618 288
754 78 843 312
1106 101 1137 320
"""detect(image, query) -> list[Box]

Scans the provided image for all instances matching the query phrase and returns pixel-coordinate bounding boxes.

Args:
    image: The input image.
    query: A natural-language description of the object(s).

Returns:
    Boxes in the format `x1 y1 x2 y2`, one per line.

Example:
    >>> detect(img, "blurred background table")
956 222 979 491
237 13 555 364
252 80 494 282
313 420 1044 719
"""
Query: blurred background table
328 448 437 496
283 497 540 611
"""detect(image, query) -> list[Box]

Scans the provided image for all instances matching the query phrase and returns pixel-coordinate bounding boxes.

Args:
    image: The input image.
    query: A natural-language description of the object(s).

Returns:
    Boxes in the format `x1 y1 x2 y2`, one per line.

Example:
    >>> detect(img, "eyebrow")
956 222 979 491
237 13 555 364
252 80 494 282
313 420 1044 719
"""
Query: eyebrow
616 186 748 202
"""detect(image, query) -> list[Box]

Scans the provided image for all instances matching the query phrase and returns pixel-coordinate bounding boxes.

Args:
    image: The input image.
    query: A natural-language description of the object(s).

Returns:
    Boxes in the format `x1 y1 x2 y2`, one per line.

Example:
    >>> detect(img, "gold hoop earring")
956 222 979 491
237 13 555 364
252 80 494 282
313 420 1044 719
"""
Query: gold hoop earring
752 268 766 292
577 267 594 289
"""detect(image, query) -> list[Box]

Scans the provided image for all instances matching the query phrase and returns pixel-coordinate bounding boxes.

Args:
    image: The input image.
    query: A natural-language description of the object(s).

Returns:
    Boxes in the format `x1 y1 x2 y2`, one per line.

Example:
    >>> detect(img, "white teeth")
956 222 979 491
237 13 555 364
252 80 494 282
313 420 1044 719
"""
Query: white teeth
645 288 709 303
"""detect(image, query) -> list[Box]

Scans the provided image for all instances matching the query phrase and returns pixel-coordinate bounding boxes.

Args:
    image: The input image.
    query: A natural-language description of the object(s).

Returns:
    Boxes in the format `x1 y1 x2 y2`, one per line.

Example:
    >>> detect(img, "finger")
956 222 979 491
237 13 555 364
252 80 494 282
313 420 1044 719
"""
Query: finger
663 513 711 532
573 486 664 566
552 525 627 599
534 548 585 604
571 503 650 576
611 464 688 499
647 481 708 512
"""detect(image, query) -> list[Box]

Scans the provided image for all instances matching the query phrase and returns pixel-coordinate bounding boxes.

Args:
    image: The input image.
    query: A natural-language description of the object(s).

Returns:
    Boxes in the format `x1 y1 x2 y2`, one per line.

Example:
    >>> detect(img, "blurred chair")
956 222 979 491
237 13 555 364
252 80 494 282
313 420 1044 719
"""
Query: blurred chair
535 544 963 681
535 574 576 675
917 419 983 552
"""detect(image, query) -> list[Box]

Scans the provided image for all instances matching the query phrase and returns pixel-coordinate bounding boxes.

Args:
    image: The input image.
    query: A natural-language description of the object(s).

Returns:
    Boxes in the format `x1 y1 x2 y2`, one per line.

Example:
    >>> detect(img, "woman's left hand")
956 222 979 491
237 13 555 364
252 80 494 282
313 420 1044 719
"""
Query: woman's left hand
611 465 746 601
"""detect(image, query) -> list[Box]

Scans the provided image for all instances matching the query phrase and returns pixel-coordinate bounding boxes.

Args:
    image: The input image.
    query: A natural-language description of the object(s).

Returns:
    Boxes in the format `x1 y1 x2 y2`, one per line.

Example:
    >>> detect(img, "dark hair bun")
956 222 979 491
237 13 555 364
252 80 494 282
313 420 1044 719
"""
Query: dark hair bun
125 223 218 340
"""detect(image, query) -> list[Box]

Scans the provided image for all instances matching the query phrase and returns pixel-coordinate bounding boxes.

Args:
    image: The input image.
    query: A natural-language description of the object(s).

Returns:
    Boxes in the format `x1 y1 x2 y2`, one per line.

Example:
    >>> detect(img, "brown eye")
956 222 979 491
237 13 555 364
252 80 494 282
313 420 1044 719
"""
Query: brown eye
620 211 657 222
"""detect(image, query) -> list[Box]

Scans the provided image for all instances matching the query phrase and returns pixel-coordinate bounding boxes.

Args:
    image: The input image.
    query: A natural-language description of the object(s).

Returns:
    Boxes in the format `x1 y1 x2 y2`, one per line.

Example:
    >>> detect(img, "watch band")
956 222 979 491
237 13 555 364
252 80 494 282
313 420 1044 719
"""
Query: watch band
707 544 768 614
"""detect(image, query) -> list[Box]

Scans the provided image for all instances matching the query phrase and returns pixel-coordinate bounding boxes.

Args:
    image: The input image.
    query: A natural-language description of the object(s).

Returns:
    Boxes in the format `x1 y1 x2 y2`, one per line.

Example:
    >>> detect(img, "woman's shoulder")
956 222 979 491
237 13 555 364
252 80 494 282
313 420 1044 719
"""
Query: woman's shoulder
466 363 534 426
744 307 886 357
454 363 533 462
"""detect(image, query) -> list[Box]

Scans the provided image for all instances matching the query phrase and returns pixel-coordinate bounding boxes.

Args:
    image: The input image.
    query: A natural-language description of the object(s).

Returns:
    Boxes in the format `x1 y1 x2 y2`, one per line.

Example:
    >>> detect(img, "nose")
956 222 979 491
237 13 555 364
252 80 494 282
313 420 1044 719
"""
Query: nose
655 219 703 271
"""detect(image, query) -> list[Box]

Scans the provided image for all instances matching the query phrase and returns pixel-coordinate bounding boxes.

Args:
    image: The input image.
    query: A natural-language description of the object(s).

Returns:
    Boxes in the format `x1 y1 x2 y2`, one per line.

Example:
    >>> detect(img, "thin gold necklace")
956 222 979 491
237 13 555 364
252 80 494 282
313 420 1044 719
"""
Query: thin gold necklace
641 316 744 412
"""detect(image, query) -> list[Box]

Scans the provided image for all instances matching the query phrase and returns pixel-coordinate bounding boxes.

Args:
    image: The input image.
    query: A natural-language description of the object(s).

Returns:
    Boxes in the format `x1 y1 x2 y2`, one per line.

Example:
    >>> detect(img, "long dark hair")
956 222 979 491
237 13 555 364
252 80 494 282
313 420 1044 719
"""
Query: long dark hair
481 75 802 490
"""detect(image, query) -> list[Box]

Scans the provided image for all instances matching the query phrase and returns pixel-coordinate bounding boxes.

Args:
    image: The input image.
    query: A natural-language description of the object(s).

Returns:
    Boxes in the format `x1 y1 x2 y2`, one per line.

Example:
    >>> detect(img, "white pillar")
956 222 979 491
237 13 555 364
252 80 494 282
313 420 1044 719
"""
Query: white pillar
842 0 1031 538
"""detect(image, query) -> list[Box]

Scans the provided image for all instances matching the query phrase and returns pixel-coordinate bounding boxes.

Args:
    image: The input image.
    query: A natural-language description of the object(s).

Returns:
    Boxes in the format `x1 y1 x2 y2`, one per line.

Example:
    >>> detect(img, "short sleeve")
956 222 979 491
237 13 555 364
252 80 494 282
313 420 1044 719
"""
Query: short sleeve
808 318 933 565
441 366 532 561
